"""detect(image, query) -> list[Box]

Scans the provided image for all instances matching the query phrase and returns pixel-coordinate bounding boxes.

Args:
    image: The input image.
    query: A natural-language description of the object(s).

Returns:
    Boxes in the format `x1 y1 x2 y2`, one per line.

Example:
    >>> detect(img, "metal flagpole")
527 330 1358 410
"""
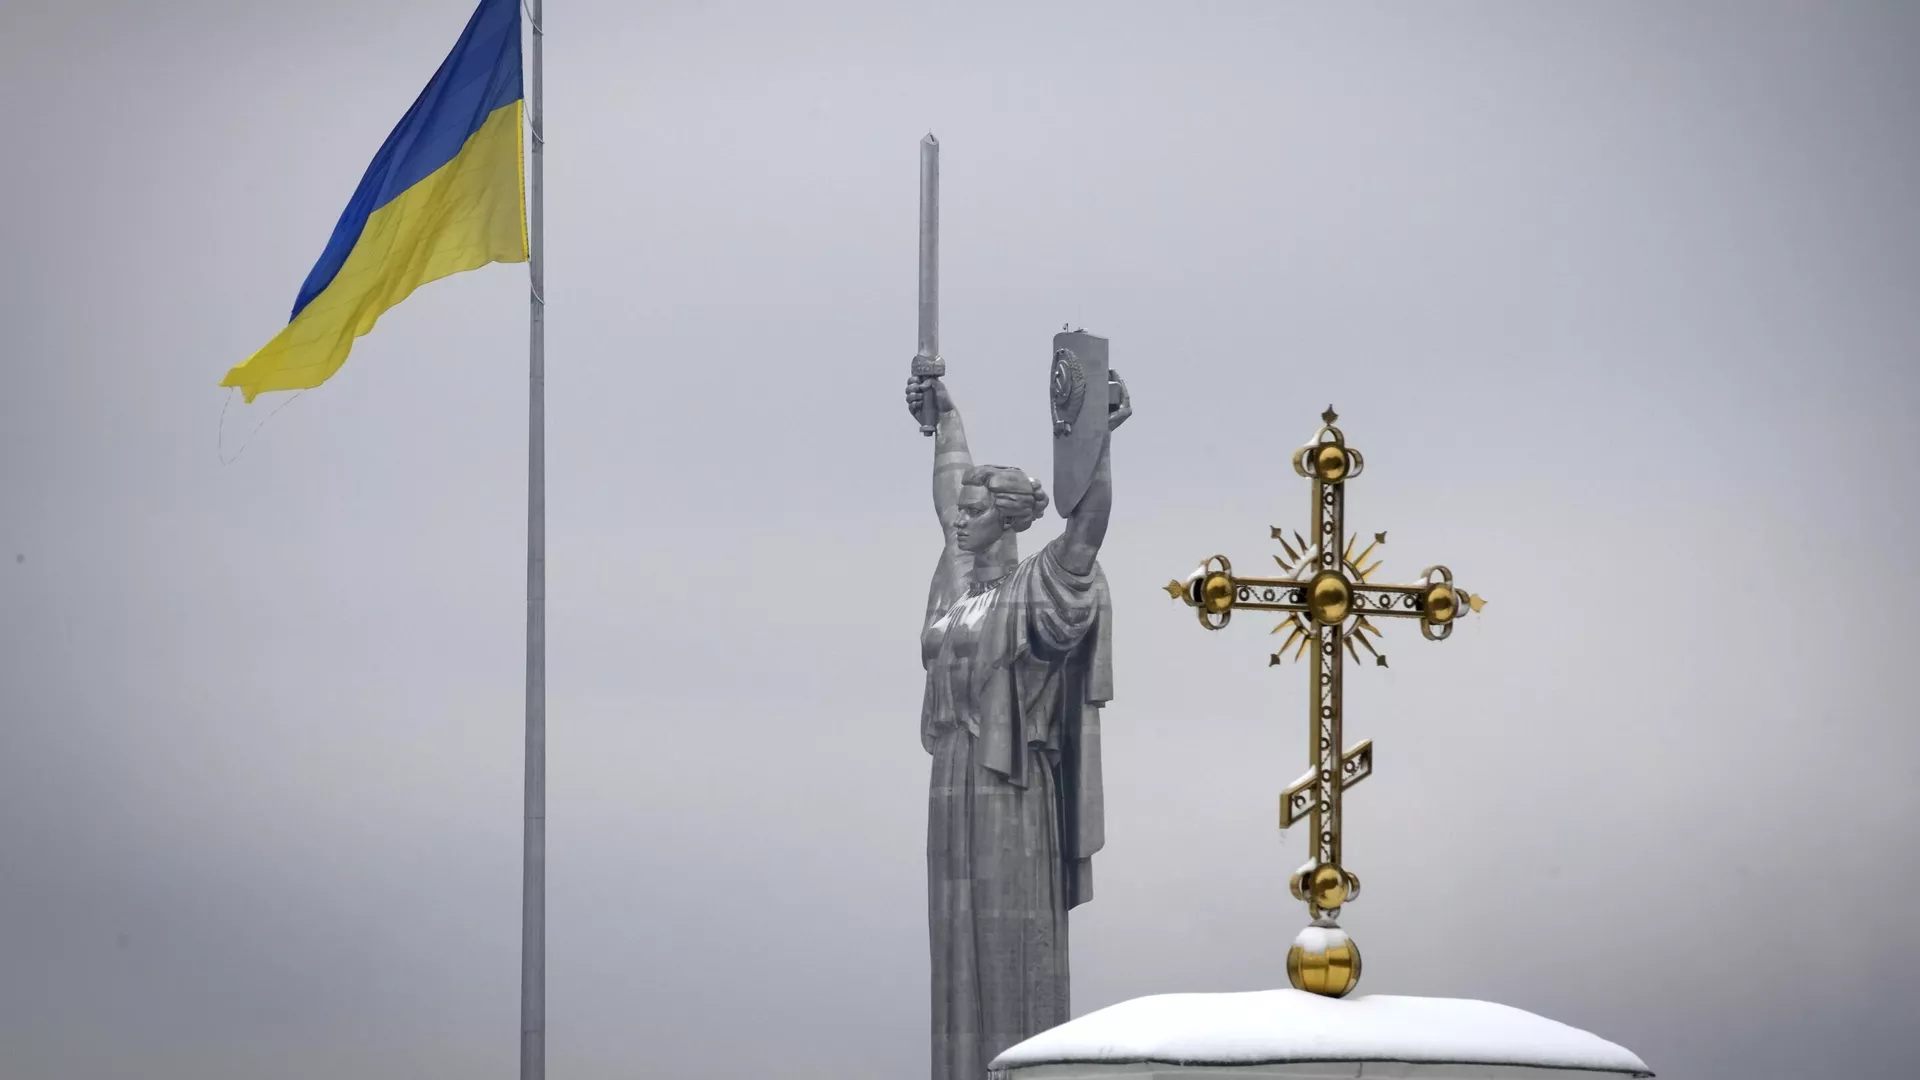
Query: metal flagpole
521 0 546 1079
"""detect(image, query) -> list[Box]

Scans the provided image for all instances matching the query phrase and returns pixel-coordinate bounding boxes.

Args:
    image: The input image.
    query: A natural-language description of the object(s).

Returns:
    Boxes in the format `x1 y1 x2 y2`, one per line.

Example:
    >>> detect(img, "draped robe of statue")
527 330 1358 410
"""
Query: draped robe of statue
921 530 1113 1080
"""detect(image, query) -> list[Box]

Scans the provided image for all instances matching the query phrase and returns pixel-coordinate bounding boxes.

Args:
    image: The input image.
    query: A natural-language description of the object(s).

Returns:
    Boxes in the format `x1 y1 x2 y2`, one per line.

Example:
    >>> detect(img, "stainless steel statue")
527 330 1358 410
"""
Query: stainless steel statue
904 133 1131 1080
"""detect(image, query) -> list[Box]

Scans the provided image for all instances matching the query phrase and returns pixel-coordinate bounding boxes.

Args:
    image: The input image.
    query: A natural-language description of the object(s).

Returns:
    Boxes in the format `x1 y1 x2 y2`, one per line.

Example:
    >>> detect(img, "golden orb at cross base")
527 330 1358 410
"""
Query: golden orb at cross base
1200 573 1236 615
1314 445 1350 483
1424 583 1458 624
1287 923 1362 998
1308 572 1352 625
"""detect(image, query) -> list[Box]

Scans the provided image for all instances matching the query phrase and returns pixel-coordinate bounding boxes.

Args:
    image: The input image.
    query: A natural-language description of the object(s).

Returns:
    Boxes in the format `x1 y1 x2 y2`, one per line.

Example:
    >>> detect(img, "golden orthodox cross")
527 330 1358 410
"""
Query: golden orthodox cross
1166 407 1484 997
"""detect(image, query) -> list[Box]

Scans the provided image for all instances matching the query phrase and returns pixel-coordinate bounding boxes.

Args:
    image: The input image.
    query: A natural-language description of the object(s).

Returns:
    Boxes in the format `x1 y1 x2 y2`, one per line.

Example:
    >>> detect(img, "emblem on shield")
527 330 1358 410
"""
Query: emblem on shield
1051 349 1087 438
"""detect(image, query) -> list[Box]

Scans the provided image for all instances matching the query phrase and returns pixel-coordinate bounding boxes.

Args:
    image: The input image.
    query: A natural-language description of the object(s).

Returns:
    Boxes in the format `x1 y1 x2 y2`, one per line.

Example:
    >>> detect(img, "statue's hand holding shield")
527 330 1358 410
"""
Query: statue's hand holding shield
1107 373 1132 431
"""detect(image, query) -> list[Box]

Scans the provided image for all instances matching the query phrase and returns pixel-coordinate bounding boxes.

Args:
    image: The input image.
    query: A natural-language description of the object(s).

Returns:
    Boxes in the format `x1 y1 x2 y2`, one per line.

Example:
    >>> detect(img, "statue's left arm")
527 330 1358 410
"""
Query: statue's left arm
1055 377 1129 577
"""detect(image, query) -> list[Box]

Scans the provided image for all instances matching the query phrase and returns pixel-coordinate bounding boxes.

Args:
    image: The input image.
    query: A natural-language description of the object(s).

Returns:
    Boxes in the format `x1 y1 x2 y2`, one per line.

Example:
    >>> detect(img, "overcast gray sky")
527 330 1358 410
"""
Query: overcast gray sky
3 2 1918 1078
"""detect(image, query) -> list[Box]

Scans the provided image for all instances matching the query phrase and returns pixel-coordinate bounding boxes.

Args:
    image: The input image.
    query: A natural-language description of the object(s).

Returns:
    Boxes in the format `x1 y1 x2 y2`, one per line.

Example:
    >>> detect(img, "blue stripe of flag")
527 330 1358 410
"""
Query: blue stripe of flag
290 0 523 321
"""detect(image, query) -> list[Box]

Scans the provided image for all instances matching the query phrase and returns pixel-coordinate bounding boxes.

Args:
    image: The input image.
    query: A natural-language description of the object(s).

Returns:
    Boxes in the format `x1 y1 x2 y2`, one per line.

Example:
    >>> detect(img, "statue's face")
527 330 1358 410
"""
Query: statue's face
954 484 1005 553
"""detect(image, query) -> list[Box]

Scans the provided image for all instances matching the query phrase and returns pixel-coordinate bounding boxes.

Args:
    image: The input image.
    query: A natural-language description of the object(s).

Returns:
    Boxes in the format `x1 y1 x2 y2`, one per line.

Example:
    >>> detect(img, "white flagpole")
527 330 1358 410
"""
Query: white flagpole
520 1 546 1079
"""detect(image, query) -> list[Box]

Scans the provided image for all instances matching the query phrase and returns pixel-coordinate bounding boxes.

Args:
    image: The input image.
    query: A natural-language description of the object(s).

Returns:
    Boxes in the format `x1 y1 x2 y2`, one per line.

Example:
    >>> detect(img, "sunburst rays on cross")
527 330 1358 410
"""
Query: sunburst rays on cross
1267 527 1398 669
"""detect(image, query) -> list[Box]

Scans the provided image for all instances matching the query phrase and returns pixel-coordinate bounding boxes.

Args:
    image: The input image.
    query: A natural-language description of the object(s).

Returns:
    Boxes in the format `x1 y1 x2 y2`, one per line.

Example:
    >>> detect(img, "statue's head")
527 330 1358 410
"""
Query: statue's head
955 465 1050 553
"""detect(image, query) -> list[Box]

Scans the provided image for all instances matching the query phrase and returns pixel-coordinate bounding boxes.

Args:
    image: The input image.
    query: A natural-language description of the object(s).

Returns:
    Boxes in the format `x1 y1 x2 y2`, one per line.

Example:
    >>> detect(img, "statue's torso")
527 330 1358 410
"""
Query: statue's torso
922 579 1002 740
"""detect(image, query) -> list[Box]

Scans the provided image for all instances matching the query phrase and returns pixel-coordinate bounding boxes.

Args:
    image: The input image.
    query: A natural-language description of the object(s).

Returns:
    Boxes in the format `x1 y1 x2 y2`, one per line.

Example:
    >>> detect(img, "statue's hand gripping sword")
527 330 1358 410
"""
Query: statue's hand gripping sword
913 133 944 435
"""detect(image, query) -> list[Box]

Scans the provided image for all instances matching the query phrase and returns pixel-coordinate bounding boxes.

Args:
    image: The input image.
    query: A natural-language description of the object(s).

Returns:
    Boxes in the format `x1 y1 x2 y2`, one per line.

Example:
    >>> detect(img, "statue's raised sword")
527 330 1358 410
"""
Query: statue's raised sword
913 133 944 435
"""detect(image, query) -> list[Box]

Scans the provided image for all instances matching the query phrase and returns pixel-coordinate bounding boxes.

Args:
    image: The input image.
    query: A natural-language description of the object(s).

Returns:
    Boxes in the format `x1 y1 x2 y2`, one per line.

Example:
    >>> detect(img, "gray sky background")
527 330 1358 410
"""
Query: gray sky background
3 2 1918 1078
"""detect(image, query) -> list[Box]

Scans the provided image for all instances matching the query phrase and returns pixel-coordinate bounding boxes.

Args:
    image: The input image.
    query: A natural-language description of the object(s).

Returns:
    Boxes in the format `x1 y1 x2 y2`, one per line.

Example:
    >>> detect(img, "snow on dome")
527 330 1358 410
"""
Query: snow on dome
989 990 1651 1078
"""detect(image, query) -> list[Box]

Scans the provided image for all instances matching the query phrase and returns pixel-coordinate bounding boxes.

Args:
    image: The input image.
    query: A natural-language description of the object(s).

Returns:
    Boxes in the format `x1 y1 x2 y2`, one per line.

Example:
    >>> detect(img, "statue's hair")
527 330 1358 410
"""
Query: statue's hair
964 465 1050 534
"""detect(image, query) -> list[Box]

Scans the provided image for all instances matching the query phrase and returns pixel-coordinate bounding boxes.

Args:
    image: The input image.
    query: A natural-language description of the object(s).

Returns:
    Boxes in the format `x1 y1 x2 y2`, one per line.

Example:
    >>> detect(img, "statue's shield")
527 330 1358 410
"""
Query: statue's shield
1050 330 1109 519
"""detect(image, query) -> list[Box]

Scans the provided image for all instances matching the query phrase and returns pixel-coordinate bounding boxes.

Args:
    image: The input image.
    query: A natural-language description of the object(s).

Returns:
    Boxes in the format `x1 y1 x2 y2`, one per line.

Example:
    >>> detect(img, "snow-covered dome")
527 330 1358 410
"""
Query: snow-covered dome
989 989 1652 1079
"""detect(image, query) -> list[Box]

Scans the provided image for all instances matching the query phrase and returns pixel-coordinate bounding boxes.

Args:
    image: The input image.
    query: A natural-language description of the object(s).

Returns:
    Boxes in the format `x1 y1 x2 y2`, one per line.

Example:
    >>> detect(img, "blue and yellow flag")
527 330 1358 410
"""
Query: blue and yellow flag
223 0 526 402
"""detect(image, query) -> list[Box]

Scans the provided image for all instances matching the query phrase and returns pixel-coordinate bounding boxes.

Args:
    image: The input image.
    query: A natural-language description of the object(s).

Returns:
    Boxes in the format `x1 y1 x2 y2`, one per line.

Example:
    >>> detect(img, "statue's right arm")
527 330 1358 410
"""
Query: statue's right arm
910 376 972 608
931 400 972 532
908 376 973 535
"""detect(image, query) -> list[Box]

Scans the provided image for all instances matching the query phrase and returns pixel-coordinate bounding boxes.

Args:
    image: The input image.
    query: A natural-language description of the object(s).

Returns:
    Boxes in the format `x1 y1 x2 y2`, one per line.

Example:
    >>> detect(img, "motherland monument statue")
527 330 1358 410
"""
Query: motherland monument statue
904 133 1132 1080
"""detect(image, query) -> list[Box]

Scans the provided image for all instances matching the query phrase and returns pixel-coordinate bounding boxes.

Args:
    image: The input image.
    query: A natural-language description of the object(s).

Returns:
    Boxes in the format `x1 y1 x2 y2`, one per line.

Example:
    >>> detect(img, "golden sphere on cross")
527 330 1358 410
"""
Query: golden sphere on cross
1308 572 1352 625
1314 444 1349 483
1201 572 1236 615
1308 864 1348 910
1424 583 1458 624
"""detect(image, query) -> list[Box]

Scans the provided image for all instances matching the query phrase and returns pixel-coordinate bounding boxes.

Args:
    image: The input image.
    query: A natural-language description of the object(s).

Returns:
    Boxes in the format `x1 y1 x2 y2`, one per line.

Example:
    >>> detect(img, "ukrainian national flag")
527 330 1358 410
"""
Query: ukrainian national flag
223 0 526 402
